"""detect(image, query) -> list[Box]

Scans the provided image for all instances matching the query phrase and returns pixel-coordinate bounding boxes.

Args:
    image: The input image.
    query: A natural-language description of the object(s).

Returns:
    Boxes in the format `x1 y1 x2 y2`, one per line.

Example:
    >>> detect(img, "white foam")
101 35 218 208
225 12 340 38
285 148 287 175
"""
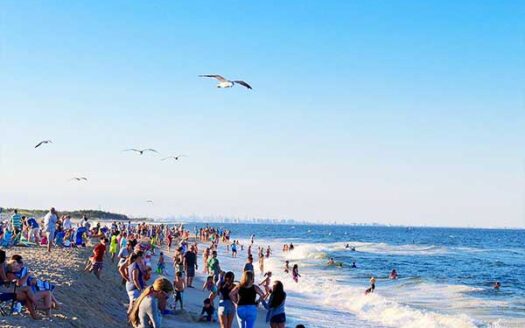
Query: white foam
216 238 519 328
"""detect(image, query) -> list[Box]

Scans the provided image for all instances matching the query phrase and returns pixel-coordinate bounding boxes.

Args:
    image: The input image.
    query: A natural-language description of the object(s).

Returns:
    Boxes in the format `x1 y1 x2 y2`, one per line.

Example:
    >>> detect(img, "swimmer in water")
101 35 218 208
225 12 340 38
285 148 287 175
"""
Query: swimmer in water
327 258 335 265
351 261 357 268
292 264 300 283
494 281 501 289
365 276 376 294
284 260 290 273
389 269 398 280
259 271 272 297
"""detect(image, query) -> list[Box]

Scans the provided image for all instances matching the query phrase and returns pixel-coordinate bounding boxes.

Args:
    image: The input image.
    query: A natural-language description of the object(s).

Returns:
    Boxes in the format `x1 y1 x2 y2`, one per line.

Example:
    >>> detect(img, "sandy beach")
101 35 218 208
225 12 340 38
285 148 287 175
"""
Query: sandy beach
0 244 128 328
1 237 269 328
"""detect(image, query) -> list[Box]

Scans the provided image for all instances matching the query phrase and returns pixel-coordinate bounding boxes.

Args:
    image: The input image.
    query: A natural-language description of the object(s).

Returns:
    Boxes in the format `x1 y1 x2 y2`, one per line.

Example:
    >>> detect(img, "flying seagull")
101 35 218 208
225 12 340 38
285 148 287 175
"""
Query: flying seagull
146 200 154 204
124 148 159 155
70 177 88 181
35 140 52 148
161 155 187 161
199 74 252 90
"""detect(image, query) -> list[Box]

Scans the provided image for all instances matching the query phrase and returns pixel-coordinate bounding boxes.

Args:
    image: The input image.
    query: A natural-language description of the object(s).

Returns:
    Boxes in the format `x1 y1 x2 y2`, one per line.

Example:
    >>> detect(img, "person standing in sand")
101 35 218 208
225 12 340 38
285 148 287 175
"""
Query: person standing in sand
91 237 108 279
10 209 23 235
109 231 119 263
230 270 265 328
184 245 198 288
203 247 210 273
43 207 58 252
207 250 221 282
173 271 185 310
264 280 287 328
211 271 236 328
122 252 146 313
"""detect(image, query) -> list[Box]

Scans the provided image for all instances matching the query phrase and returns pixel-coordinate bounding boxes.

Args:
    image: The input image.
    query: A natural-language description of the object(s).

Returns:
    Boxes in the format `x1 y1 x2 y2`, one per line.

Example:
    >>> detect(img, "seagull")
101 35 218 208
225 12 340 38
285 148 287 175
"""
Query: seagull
161 155 186 161
35 140 52 148
124 148 159 155
146 200 154 204
199 74 252 90
70 177 88 181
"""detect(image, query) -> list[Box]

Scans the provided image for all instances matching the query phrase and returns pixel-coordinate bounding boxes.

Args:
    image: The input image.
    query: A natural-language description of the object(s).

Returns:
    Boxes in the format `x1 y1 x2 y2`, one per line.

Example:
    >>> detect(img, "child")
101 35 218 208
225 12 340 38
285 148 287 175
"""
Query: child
173 271 185 310
292 264 300 283
156 252 166 275
259 271 272 297
199 298 215 322
202 275 217 293
231 242 237 258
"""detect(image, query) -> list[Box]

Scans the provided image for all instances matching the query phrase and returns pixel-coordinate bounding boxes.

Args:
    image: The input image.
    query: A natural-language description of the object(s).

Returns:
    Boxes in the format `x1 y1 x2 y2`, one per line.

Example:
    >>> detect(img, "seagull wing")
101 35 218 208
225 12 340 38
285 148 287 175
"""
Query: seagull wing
199 74 227 82
143 148 159 153
35 141 44 148
81 177 88 181
161 156 174 161
233 80 252 89
124 148 140 152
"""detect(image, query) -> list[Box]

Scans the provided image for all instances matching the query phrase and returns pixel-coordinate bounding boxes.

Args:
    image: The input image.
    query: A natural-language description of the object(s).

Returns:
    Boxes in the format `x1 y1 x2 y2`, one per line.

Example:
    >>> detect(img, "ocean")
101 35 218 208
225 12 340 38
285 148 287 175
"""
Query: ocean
181 223 524 328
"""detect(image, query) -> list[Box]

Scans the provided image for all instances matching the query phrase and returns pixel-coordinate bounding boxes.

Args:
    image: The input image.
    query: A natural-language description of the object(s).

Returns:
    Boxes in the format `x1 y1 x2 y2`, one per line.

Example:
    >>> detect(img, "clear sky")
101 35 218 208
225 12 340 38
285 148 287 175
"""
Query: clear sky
0 1 524 227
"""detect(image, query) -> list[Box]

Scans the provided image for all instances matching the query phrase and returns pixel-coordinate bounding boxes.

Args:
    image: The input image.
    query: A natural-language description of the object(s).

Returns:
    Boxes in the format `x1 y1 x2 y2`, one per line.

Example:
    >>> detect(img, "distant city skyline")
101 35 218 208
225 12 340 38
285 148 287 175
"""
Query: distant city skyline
1 1 524 228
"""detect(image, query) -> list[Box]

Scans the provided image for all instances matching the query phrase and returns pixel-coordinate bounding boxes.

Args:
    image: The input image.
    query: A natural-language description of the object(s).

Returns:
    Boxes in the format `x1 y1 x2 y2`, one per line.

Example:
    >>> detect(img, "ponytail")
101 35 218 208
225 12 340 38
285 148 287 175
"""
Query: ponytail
129 286 153 327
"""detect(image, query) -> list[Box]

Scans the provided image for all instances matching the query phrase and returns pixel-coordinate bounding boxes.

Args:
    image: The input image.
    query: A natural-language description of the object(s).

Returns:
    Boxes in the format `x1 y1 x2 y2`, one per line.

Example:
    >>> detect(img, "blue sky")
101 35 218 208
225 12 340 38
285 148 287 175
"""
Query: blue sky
0 1 524 227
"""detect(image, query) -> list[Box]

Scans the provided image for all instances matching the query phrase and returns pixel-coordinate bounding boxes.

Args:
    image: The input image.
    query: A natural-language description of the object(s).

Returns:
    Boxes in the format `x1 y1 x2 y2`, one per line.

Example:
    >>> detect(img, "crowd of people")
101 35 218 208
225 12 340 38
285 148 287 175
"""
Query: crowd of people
102 221 303 328
2 208 312 327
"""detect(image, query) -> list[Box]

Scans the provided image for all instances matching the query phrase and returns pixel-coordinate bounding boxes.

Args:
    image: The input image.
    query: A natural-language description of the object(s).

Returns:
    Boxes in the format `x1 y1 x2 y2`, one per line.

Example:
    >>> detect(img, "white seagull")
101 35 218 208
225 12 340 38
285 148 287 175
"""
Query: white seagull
70 177 88 182
161 155 187 161
199 74 252 90
35 140 52 148
146 200 154 204
124 148 159 155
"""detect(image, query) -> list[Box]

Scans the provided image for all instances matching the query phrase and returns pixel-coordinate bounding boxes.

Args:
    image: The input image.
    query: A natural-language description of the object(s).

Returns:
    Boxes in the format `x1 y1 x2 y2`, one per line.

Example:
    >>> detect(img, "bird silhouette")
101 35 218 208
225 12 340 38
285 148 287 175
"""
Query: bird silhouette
161 155 187 161
124 148 159 155
70 177 88 182
35 140 52 148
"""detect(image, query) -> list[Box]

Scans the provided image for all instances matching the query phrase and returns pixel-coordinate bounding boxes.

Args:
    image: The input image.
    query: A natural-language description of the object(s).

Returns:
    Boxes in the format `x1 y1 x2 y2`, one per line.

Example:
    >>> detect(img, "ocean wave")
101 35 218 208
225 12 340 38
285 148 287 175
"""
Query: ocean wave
281 241 449 261
262 255 481 328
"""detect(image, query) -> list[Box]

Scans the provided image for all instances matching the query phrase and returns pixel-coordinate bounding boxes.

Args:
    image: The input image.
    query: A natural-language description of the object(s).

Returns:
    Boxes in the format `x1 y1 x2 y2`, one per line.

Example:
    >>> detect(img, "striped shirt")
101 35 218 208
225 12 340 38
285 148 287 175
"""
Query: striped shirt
11 213 22 229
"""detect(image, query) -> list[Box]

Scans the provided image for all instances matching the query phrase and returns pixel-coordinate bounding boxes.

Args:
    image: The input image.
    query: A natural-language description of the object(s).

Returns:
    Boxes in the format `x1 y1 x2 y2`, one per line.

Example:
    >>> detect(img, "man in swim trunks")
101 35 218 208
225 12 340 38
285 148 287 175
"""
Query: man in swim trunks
184 245 198 288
